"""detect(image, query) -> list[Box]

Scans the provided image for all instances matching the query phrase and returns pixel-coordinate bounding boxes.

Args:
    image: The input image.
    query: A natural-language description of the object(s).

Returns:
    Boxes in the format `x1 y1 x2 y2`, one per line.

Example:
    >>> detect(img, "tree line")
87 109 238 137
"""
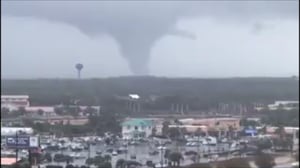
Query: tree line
2 77 298 111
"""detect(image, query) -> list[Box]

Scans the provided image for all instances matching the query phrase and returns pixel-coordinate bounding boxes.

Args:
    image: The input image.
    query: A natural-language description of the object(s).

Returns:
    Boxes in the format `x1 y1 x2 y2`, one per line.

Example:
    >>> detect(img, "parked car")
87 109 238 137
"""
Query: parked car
149 151 159 155
130 154 136 159
106 148 113 153
112 151 118 156
53 154 73 162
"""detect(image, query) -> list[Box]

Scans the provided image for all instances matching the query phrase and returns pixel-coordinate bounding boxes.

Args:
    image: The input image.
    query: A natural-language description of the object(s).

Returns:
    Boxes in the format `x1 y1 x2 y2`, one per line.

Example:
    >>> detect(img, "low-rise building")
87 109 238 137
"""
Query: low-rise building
1 118 23 127
1 95 30 111
268 101 299 110
256 126 299 136
121 118 155 139
32 115 89 126
255 100 299 111
1 127 34 136
25 106 56 116
168 125 208 133
179 117 240 131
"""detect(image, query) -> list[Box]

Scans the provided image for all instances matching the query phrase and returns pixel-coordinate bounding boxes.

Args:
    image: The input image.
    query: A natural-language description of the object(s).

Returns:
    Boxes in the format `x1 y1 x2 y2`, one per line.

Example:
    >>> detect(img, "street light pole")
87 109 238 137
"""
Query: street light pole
88 142 91 159
125 139 128 160
197 135 200 163
15 131 18 163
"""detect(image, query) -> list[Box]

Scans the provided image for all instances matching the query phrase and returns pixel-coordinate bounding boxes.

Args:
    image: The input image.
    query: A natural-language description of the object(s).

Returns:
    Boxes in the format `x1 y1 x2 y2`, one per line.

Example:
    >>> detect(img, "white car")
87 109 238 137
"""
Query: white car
21 150 29 156
221 138 228 143
112 151 118 156
191 142 198 146
186 142 192 146
155 163 168 168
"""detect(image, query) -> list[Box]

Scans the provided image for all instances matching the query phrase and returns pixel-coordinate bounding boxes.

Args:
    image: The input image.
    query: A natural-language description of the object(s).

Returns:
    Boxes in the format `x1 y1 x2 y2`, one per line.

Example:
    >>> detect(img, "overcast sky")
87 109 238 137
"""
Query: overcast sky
2 1 299 78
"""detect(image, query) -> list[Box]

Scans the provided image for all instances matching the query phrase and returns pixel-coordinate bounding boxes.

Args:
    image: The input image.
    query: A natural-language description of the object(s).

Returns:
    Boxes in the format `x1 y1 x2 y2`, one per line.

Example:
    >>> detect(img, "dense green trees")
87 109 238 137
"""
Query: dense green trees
261 109 299 127
2 77 298 137
87 107 121 135
215 158 251 168
254 153 275 168
85 155 112 168
2 77 298 111
240 118 260 127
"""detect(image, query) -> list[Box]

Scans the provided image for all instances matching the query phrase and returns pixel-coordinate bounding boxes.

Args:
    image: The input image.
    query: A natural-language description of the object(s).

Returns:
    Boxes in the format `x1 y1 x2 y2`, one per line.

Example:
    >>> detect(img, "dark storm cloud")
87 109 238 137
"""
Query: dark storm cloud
2 1 298 75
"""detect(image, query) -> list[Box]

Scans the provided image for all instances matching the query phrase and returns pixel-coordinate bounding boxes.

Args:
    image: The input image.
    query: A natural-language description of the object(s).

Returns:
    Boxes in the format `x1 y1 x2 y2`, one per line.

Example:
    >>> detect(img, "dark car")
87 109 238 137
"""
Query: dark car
184 151 197 156
149 151 159 155
54 154 73 163
106 148 114 153
130 155 136 159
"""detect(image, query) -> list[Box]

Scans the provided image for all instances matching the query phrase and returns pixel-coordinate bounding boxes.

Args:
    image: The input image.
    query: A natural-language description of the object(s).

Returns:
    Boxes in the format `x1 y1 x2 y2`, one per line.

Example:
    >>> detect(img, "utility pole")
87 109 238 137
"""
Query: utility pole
15 131 18 164
125 139 128 160
180 104 184 115
88 142 91 159
197 135 200 163
28 149 32 167
185 104 189 113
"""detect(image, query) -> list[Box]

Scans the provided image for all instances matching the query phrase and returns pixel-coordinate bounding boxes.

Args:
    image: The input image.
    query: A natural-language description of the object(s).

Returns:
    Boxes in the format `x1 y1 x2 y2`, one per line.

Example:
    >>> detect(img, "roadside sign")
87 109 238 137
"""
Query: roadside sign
6 136 39 149
245 129 257 134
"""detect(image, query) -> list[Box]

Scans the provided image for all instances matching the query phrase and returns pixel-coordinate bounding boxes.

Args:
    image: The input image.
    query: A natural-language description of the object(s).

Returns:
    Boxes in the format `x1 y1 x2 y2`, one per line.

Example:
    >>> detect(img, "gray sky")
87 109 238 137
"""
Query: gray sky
2 1 299 78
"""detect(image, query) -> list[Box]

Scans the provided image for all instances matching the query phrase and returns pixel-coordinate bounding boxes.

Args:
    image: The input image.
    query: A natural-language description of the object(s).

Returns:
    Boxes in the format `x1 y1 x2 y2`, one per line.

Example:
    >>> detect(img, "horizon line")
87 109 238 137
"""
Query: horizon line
1 75 298 80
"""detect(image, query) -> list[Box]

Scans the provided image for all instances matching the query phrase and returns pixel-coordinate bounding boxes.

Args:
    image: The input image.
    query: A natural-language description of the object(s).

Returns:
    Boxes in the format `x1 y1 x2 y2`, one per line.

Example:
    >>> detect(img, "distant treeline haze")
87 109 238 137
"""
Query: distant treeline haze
2 77 298 112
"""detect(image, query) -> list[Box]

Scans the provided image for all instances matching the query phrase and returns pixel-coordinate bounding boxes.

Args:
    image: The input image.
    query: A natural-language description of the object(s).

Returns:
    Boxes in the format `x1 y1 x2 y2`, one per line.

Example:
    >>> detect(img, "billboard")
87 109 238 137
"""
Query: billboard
6 136 39 149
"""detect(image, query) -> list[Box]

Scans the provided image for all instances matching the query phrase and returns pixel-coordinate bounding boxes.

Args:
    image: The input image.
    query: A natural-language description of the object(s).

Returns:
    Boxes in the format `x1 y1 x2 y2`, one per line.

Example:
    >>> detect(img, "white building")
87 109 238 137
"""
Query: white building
255 100 299 111
1 127 34 136
1 95 30 110
268 101 299 110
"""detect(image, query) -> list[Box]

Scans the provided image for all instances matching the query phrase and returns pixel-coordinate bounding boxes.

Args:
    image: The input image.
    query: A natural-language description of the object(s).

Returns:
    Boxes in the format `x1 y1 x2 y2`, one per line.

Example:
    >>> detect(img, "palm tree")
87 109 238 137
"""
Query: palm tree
54 107 63 115
274 126 290 151
146 160 155 168
18 107 27 116
294 152 299 161
65 164 75 168
162 121 170 135
228 125 234 139
195 127 203 163
126 161 142 168
169 127 181 140
85 158 94 165
2 107 10 117
259 126 267 135
103 155 111 162
38 109 44 116
151 127 157 136
195 128 202 137
275 126 285 138
116 159 126 168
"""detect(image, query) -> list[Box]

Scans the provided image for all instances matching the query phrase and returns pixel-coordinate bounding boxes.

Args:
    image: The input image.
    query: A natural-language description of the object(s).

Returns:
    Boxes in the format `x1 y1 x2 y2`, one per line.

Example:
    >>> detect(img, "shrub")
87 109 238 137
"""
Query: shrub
215 158 251 168
254 153 275 168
